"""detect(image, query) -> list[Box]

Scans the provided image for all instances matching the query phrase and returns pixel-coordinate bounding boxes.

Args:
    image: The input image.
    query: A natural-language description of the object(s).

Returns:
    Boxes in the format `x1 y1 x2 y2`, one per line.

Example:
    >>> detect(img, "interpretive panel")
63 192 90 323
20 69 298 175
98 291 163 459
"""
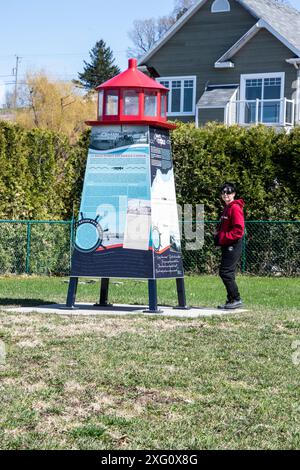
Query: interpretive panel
71 125 153 278
70 125 183 279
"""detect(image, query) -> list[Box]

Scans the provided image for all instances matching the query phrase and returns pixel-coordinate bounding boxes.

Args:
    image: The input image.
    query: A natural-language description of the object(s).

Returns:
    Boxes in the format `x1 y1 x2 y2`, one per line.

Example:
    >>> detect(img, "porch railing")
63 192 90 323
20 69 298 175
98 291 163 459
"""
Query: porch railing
226 98 295 127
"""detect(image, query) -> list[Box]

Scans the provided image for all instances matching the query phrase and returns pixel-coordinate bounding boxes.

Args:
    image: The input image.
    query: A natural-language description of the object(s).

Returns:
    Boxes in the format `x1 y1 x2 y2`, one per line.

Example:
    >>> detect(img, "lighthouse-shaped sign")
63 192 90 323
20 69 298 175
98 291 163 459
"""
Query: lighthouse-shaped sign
66 59 187 312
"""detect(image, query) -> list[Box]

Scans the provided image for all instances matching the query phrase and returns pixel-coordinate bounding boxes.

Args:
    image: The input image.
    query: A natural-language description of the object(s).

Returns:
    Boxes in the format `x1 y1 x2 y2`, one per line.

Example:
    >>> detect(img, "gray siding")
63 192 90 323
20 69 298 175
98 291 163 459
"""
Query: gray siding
232 29 297 99
198 107 225 126
144 0 298 121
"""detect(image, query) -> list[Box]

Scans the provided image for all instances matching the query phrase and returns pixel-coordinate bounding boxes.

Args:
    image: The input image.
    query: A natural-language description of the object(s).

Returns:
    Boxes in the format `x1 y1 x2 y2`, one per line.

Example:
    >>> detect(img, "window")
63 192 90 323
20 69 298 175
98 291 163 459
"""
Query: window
156 76 196 115
183 80 194 112
240 73 284 124
123 90 139 116
171 81 181 113
211 0 230 13
105 90 119 115
98 91 104 119
144 91 157 116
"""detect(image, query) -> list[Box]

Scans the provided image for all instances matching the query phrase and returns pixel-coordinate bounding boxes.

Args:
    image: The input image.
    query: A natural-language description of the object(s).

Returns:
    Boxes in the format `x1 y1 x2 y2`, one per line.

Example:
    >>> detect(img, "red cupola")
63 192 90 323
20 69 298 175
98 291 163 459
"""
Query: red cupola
86 58 176 130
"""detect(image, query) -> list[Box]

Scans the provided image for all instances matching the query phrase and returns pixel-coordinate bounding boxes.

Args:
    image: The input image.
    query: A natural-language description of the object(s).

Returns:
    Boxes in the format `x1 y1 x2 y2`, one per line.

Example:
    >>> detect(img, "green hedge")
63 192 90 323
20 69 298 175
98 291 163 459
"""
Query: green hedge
172 122 300 220
0 122 89 220
0 121 299 220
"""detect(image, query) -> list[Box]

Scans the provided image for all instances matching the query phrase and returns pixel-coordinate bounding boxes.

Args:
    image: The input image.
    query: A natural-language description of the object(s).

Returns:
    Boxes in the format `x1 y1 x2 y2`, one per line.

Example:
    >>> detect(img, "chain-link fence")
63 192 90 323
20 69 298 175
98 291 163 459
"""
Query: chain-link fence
0 219 299 276
0 220 74 276
182 221 300 276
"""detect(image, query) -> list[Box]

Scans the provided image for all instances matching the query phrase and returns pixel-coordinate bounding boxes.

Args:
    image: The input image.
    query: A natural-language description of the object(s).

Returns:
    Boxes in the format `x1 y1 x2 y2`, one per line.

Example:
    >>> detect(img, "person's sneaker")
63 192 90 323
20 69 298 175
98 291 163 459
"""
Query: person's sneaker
217 300 232 309
224 299 243 310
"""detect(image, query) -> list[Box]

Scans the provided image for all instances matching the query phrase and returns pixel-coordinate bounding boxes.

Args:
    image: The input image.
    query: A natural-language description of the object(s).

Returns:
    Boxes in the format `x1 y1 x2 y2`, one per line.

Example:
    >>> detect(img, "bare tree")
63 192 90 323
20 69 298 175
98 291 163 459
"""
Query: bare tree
127 0 197 59
173 0 197 20
127 16 174 58
4 85 27 109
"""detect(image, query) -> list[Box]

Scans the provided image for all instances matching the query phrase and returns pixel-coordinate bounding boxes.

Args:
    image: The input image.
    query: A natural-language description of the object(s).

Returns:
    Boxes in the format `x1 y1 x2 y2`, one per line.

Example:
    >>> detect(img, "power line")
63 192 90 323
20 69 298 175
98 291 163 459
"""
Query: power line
0 50 127 59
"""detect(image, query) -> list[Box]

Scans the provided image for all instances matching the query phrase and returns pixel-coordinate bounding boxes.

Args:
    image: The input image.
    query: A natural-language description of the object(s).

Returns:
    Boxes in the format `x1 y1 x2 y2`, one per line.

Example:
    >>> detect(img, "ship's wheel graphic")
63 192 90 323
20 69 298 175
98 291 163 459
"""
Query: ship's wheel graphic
75 212 109 253
152 226 162 253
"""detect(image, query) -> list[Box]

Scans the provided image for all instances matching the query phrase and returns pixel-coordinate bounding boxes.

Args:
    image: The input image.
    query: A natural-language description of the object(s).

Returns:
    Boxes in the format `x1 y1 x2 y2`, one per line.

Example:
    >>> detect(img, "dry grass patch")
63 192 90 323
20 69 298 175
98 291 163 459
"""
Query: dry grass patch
1 305 300 450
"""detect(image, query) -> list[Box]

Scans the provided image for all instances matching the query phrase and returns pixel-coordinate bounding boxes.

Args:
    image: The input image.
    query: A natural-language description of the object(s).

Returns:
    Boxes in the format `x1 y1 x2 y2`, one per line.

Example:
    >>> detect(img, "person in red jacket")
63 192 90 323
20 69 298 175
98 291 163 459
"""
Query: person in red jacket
215 182 245 309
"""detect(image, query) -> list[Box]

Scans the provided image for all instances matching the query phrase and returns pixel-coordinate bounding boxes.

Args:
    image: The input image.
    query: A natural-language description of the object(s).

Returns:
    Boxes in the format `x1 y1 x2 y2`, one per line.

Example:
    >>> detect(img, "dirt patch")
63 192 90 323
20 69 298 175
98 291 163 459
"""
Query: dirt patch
17 340 43 349
64 381 85 394
89 392 121 412
24 381 48 393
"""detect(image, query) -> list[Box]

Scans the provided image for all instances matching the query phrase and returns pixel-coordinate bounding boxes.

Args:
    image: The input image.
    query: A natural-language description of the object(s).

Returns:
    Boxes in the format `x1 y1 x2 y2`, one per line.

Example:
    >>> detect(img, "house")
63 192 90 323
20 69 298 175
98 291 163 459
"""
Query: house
139 0 300 128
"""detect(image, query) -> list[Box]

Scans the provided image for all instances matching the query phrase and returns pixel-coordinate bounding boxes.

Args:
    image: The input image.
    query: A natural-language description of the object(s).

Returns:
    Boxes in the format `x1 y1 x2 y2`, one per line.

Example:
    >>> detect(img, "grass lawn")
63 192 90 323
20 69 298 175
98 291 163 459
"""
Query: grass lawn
0 275 299 450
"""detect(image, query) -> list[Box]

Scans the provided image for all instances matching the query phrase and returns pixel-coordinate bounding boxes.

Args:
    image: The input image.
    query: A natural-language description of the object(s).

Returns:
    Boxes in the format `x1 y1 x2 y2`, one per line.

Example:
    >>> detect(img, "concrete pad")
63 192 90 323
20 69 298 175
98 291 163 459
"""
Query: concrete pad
3 303 248 318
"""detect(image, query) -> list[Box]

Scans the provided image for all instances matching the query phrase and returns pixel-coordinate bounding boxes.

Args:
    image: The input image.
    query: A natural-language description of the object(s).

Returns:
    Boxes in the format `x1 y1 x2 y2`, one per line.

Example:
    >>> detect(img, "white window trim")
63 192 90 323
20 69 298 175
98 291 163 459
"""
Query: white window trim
240 72 285 125
211 0 230 13
157 76 196 116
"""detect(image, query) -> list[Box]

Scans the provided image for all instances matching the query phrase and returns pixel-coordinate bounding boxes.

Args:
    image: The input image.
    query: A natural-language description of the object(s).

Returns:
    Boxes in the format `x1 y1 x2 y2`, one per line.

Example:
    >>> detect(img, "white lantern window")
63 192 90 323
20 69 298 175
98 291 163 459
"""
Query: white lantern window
144 91 157 117
123 90 139 116
161 94 166 117
98 91 104 119
105 90 119 116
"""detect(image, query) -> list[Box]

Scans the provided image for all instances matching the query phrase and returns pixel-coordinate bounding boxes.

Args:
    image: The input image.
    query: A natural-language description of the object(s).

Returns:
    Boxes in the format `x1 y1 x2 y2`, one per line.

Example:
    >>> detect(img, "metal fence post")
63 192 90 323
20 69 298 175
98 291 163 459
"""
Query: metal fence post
25 222 31 274
69 217 75 273
242 231 247 274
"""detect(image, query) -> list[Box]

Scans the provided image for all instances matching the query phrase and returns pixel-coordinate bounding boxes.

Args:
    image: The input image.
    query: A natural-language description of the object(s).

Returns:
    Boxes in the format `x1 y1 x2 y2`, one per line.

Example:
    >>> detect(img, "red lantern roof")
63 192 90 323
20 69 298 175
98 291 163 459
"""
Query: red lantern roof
86 58 176 130
96 58 168 91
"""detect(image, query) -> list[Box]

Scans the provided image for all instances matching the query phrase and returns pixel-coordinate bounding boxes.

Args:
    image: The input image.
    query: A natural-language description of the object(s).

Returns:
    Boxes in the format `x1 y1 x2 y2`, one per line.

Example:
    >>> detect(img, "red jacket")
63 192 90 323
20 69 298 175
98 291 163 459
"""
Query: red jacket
217 199 245 246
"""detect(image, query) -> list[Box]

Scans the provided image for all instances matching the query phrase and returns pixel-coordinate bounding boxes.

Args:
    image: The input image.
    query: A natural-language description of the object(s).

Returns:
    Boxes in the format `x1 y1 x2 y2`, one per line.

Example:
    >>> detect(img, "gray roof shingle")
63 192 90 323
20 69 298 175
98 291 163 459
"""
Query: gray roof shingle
197 86 238 107
241 0 300 55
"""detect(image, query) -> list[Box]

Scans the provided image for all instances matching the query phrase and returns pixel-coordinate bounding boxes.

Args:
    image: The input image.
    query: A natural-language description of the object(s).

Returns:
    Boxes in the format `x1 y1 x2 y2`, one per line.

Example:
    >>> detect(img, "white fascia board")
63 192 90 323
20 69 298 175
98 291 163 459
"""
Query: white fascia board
259 19 300 58
215 18 300 67
215 21 261 64
286 57 300 71
214 61 235 68
286 58 300 69
138 0 208 65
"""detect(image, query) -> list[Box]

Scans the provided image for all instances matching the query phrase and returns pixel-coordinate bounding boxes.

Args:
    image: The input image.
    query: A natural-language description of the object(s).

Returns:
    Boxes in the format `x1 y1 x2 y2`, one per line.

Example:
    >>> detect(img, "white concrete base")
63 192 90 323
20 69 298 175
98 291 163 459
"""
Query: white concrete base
4 303 248 318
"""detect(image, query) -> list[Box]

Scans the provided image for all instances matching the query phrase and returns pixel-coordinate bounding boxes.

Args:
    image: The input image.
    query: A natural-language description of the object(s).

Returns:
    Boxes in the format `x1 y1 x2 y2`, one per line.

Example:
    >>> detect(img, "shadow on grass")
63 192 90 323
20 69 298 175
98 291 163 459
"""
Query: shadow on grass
0 298 58 307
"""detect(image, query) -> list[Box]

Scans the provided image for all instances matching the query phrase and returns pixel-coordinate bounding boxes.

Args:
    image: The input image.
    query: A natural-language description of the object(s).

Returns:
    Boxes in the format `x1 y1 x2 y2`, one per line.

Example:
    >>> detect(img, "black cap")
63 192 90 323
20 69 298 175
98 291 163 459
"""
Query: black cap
220 182 236 195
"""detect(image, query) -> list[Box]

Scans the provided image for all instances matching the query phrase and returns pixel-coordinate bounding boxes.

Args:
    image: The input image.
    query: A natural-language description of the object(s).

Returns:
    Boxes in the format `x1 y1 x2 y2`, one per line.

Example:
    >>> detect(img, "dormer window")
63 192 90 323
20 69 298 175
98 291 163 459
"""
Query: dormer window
211 0 230 13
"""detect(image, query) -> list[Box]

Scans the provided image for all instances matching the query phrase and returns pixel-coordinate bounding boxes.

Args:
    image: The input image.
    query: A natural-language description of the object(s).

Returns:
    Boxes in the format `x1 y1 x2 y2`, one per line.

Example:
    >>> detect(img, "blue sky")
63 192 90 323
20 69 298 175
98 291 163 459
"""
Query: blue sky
0 0 300 105
0 0 175 104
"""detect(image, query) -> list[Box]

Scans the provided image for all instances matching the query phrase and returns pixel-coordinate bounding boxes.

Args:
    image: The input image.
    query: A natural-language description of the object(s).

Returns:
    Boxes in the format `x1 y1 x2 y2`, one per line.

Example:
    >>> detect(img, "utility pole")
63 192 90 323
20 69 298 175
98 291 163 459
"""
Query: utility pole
13 55 21 109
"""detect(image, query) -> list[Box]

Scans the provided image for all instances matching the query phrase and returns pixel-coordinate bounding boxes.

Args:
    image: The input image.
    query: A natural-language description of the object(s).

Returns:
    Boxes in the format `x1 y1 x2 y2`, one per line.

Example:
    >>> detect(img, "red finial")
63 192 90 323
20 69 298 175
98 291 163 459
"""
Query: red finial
128 58 137 69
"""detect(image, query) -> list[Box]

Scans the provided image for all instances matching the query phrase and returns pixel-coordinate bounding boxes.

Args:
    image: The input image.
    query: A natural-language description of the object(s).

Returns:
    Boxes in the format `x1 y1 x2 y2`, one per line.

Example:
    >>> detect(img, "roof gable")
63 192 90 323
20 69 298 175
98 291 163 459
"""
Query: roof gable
238 0 300 56
139 0 300 65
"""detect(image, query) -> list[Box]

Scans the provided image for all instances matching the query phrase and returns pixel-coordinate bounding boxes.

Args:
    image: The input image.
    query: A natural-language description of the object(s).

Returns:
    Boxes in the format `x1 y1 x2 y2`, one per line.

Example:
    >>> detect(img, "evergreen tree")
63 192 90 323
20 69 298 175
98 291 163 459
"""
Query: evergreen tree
76 40 120 90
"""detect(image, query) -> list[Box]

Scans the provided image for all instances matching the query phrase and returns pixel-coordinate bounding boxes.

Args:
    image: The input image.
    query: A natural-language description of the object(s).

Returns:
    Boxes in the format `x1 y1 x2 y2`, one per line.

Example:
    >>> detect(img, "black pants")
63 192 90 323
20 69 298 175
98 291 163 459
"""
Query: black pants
219 239 242 301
